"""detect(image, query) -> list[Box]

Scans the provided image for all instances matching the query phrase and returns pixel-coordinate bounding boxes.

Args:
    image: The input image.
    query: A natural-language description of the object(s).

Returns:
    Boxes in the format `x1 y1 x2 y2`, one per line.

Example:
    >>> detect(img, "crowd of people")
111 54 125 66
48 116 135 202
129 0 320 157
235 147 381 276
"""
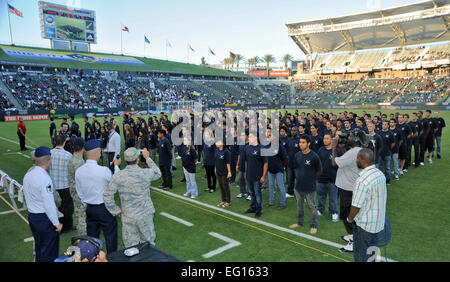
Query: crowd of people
19 107 446 262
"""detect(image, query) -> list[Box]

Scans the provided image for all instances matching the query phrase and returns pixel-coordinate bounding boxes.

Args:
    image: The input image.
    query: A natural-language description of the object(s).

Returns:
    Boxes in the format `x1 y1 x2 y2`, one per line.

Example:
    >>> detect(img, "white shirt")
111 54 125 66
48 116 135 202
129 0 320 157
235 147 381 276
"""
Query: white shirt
107 131 121 156
335 147 362 191
22 166 60 226
75 160 119 205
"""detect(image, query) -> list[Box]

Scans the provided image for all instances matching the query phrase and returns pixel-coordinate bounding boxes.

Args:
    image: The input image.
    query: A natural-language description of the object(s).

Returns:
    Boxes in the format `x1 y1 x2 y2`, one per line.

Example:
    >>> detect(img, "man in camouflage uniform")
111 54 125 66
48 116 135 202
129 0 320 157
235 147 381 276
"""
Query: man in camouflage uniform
67 138 87 235
103 148 161 248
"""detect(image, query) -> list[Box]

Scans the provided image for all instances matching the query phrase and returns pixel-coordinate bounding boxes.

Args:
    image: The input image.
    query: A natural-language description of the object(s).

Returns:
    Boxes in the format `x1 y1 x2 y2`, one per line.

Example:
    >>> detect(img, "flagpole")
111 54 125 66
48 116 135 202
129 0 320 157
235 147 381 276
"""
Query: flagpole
120 23 123 55
187 43 189 64
165 40 168 61
7 3 13 45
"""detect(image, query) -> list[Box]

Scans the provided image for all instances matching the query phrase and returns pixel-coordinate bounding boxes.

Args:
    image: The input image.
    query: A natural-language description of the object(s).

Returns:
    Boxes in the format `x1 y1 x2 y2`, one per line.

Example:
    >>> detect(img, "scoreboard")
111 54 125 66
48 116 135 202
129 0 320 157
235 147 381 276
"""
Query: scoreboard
39 1 97 44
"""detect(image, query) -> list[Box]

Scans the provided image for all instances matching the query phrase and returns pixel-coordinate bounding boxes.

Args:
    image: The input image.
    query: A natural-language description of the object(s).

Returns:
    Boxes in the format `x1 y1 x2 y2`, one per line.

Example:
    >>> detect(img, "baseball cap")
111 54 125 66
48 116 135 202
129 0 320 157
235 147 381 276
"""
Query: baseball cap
54 236 103 262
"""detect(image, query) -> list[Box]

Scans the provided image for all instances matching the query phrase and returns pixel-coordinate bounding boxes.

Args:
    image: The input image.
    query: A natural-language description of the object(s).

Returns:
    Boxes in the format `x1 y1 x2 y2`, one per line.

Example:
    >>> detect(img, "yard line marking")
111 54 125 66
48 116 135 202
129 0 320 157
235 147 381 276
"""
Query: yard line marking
0 194 28 224
3 152 31 159
202 232 241 259
24 237 34 243
0 208 26 215
0 136 36 150
152 187 397 262
160 212 194 227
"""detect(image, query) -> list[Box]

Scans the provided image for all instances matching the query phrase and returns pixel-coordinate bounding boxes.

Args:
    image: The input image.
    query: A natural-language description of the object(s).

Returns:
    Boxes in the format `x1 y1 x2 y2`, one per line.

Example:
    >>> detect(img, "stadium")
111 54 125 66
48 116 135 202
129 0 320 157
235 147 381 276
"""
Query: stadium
0 0 449 267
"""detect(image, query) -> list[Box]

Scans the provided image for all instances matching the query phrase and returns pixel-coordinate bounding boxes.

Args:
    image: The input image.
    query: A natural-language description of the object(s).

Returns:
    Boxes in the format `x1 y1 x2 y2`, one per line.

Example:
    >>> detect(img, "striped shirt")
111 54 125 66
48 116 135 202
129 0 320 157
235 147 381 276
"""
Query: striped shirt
352 165 387 233
49 147 73 190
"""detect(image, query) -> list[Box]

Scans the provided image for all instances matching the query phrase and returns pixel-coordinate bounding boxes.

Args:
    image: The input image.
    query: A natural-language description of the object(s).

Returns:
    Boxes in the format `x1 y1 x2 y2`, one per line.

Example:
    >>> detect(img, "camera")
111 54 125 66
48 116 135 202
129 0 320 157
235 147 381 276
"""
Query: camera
338 129 369 148
139 151 146 163
338 132 350 145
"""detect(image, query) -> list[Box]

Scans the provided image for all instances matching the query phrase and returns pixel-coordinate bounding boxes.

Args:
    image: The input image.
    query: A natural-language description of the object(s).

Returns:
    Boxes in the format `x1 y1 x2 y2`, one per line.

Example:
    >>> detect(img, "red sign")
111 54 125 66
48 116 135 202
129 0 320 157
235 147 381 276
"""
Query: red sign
269 70 290 77
247 71 267 77
4 115 49 122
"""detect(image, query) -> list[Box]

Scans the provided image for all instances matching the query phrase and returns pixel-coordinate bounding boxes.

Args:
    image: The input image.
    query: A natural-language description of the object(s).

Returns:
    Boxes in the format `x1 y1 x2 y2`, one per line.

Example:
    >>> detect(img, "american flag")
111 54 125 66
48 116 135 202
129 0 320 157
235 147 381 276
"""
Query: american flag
122 25 130 32
8 3 23 18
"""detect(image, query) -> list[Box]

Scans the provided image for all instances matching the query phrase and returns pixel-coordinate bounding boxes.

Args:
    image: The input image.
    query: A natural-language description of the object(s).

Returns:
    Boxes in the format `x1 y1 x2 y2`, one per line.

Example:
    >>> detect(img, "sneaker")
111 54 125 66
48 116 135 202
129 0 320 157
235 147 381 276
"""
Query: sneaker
245 208 256 214
277 206 286 211
310 227 317 235
264 203 273 208
394 175 399 180
246 195 252 201
429 158 433 164
317 211 323 216
190 195 197 199
254 212 262 218
180 178 186 183
339 241 353 253
236 193 244 198
183 193 190 197
286 193 294 198
332 214 339 222
289 223 303 229
403 169 408 173
399 171 404 176
420 162 425 166
340 234 353 243
176 156 182 160
437 155 441 159
196 161 201 165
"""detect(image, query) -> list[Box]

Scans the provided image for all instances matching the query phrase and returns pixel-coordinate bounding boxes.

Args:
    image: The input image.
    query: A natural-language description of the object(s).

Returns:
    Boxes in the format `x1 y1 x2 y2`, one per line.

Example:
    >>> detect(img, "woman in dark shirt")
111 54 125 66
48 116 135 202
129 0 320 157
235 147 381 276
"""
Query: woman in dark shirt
215 139 231 208
124 124 136 149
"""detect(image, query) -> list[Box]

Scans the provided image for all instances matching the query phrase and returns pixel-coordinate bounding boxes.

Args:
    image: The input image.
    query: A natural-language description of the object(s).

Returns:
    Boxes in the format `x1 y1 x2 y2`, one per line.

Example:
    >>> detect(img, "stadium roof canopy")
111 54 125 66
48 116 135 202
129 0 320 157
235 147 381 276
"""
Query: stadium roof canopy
286 0 450 55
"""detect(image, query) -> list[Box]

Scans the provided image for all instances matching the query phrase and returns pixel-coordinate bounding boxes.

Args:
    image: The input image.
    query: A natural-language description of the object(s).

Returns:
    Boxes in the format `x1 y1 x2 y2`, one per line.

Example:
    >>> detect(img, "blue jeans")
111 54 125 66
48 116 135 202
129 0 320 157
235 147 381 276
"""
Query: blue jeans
353 225 380 262
293 190 318 228
391 153 399 176
317 182 338 215
381 155 391 182
268 172 286 206
183 168 198 197
247 180 262 214
436 136 442 156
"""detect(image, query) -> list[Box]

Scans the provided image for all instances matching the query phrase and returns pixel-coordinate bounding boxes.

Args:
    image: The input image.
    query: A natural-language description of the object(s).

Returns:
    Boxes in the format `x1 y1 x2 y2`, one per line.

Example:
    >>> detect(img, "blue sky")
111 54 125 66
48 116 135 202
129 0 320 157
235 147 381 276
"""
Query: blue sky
0 0 421 67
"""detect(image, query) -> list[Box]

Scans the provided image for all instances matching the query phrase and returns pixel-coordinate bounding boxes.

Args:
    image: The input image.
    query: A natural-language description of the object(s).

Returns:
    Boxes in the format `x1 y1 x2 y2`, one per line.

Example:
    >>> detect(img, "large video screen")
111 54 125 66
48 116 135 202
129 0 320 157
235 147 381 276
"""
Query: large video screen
39 1 97 44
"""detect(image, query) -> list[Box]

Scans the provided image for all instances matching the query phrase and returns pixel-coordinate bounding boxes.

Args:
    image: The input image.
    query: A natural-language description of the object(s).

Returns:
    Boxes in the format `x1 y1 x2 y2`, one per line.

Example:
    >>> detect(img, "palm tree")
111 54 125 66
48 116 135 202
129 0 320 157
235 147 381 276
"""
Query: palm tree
262 54 276 77
282 54 293 70
247 58 254 71
235 54 245 72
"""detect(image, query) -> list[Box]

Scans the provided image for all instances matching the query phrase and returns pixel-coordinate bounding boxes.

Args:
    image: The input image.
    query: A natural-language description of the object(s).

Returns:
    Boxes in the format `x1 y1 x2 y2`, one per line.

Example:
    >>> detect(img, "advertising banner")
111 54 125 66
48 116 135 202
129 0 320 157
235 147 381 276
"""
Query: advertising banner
247 71 267 77
269 70 290 77
4 114 49 122
2 47 149 66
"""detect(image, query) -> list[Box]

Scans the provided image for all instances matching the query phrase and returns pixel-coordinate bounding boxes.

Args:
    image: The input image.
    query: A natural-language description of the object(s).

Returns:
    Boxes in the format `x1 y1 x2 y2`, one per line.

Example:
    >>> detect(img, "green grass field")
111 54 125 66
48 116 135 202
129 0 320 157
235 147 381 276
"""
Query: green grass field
0 109 449 262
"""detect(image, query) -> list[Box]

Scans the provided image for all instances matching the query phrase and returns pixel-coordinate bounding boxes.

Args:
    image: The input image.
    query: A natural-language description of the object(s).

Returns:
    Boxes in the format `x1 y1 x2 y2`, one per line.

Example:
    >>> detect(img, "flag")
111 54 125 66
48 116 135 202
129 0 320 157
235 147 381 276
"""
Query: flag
189 44 195 52
209 48 216 56
166 40 172 48
144 36 150 44
230 52 236 60
122 25 130 32
8 3 23 17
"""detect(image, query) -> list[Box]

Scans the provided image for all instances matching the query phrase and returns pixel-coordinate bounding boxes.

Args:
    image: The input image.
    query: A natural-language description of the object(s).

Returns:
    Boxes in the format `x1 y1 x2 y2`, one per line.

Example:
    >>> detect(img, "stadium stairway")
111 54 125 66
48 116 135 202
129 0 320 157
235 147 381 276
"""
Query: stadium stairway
0 79 24 111
343 78 366 104
190 80 224 100
253 82 271 101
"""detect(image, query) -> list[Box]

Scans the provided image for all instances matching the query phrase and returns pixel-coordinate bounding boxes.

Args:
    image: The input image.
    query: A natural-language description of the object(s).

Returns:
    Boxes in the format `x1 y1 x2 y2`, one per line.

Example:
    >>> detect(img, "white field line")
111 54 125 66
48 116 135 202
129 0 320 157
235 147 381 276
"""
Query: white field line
202 232 241 259
0 136 36 150
151 186 397 262
160 212 194 227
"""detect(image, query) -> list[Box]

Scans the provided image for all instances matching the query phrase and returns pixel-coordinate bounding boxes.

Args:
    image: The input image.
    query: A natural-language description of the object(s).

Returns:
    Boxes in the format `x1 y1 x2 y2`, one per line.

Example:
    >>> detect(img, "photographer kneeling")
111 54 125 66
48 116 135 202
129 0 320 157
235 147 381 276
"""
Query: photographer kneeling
331 128 366 253
103 148 162 248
